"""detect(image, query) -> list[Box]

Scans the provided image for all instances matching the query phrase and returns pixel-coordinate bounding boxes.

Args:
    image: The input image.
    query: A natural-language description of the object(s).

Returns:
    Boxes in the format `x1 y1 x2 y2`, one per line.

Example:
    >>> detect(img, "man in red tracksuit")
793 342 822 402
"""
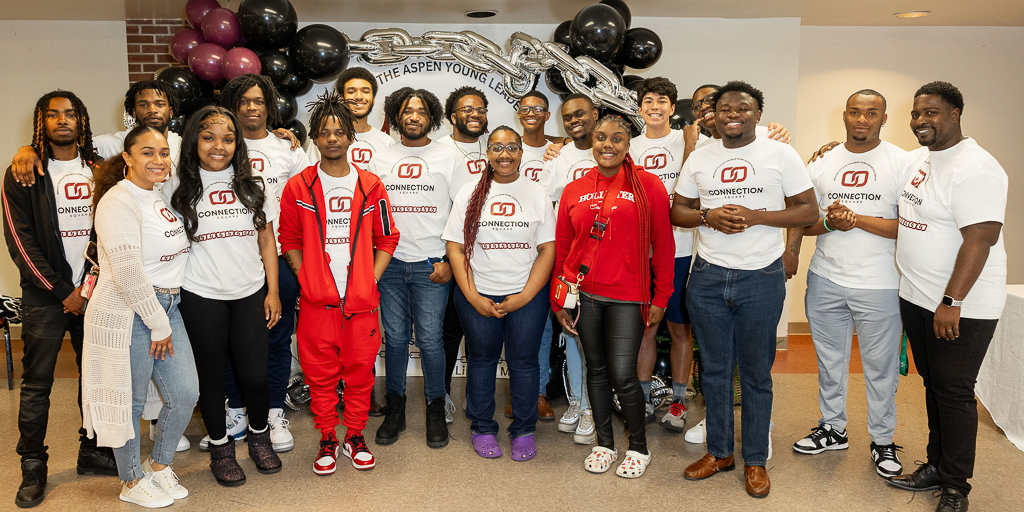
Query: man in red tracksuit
278 93 400 475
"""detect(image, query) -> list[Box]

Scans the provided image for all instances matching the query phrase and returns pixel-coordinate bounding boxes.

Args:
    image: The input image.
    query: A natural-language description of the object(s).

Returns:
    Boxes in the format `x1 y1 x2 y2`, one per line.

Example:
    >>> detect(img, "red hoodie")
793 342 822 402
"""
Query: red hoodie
278 164 400 313
551 161 674 313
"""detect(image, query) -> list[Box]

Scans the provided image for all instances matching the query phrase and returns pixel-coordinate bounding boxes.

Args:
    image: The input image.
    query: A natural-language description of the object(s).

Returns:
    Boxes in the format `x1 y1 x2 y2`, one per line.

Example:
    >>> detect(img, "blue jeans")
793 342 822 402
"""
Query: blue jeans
455 285 548 438
538 312 554 395
379 258 450 402
563 330 590 409
112 291 199 481
686 255 785 466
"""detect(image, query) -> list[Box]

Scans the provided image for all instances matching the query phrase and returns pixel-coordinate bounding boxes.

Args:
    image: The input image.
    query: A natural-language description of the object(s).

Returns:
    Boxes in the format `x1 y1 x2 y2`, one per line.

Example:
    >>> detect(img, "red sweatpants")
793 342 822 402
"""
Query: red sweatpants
296 296 381 433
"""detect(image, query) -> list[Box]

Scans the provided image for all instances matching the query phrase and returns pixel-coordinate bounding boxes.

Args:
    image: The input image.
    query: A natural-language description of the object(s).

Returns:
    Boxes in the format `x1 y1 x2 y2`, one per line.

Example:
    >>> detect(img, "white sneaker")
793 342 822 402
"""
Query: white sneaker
444 394 455 425
558 398 582 433
148 423 190 452
268 409 294 452
199 435 210 451
119 476 173 508
226 408 247 441
142 458 187 500
684 418 706 444
768 431 773 461
573 409 596 444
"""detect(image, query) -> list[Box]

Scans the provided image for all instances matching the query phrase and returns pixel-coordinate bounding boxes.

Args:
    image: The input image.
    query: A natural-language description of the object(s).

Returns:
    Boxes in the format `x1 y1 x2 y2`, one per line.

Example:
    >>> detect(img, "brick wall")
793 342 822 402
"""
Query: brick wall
126 18 188 84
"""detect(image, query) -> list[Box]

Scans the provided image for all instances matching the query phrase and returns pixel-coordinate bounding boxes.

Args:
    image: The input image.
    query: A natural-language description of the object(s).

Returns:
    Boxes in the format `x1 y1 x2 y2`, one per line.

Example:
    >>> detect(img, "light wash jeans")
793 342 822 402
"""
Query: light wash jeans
562 330 590 410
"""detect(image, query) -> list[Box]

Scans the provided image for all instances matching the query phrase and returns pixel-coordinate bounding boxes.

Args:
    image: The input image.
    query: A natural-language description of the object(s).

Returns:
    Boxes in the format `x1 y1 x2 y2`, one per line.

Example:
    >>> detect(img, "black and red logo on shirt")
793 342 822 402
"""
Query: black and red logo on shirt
489 202 515 216
397 163 422 179
209 190 237 205
64 182 91 200
467 159 487 175
329 196 352 213
721 166 748 183
351 148 373 164
642 154 667 170
159 208 177 222
841 170 869 187
523 167 543 182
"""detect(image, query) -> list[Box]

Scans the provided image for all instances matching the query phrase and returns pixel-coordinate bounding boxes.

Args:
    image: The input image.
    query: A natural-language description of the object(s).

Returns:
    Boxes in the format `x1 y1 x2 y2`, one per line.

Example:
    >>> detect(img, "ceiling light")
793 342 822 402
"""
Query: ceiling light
465 10 497 18
894 11 931 18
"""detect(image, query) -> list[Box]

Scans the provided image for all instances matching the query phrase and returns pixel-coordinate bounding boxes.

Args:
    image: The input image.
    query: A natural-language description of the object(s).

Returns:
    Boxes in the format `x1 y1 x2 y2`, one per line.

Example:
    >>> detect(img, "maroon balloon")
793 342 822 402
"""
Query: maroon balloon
201 7 241 48
185 0 221 29
169 29 206 65
221 47 262 81
188 43 226 82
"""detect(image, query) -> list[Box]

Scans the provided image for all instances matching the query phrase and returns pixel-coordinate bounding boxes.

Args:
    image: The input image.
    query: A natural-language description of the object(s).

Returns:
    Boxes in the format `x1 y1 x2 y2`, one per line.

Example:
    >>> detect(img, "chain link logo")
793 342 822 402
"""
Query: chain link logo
490 202 515 216
910 169 927 188
209 190 237 205
351 148 373 164
250 158 265 173
642 154 666 170
524 167 543 182
329 196 352 213
467 159 487 175
159 208 177 223
572 167 589 181
64 182 91 200
397 163 423 179
841 170 869 187
720 166 748 183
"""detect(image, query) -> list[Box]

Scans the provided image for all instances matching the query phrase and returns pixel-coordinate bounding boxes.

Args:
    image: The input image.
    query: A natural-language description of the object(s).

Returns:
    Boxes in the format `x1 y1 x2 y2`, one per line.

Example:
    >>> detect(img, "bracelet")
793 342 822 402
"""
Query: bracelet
699 207 713 229
822 217 836 232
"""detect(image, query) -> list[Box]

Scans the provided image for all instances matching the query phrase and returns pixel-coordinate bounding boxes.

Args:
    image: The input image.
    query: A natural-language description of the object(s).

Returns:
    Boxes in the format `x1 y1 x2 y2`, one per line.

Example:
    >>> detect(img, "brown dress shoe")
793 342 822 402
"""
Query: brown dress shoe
744 465 770 498
368 390 383 417
538 395 555 420
504 401 514 419
683 453 735 480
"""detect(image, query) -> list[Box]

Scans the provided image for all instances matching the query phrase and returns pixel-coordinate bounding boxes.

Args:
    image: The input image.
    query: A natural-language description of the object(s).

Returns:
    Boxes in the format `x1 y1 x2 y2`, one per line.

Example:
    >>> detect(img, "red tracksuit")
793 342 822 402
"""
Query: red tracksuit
278 164 400 433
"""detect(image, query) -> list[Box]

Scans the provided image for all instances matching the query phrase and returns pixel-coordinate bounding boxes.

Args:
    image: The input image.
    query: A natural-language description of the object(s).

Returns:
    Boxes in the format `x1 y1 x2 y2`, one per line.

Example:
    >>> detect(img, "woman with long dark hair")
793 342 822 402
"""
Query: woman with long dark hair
552 115 674 478
164 106 283 486
82 126 198 508
442 126 556 461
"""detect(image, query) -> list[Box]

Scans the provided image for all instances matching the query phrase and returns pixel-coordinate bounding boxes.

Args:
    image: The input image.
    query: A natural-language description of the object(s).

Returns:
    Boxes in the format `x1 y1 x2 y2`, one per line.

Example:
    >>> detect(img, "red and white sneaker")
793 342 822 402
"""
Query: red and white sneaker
313 432 339 475
343 432 376 470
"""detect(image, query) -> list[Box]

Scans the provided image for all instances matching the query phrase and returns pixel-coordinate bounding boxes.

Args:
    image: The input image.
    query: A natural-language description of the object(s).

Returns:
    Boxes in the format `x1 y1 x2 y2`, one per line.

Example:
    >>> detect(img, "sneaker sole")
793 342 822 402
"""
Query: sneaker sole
557 421 579 433
792 442 849 455
343 448 376 470
573 432 596 445
661 419 686 433
313 465 337 476
876 466 903 478
272 441 295 452
119 494 174 509
77 466 119 476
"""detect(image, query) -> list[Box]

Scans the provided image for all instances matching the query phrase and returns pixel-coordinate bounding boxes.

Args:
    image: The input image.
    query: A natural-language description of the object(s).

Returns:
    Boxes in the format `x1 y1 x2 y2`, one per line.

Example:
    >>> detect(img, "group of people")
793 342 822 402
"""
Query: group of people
3 65 1006 512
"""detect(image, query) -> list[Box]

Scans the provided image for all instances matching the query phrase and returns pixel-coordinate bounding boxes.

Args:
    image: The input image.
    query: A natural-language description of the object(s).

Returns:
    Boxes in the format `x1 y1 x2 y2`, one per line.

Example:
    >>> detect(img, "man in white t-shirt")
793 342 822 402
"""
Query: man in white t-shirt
369 87 458 449
305 67 396 170
673 81 817 498
886 82 1007 511
787 90 911 479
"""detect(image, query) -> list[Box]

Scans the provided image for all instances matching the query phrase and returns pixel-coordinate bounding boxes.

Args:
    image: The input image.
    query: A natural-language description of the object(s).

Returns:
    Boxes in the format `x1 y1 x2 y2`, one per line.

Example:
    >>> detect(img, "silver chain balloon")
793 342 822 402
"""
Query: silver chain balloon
344 28 643 129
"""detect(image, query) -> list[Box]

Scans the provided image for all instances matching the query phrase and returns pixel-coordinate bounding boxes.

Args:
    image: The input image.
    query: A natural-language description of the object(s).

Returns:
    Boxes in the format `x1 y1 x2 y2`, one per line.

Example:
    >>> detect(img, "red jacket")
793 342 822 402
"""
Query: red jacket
551 160 674 313
278 164 400 313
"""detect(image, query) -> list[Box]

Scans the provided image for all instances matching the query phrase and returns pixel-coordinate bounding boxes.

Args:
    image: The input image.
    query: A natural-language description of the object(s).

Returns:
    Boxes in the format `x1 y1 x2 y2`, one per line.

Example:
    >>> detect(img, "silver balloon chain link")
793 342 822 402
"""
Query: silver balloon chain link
344 28 643 129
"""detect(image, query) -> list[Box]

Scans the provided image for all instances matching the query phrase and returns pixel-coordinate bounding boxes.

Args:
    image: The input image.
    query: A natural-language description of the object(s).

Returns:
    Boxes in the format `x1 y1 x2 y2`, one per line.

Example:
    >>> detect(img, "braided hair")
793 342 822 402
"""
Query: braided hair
462 126 522 267
31 90 101 167
306 90 356 143
219 74 281 128
382 87 444 135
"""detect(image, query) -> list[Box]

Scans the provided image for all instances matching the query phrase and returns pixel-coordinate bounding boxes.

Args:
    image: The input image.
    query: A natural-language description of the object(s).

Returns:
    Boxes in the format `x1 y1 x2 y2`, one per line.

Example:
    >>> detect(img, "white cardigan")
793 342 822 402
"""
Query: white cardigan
82 183 173 448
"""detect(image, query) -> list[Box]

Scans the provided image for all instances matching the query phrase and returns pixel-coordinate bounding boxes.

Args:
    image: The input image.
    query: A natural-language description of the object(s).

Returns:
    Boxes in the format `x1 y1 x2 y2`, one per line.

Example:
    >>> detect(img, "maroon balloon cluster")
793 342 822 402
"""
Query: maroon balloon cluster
170 0 260 82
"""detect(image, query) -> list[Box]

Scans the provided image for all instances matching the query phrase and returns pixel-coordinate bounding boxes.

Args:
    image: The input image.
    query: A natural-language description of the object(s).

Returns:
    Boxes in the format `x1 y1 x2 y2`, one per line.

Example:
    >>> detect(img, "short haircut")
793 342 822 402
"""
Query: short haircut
335 67 378 97
914 81 964 113
444 86 488 120
848 89 887 110
521 90 549 107
219 74 281 127
560 93 594 110
692 84 721 97
383 87 444 134
306 90 357 142
636 77 678 105
711 81 765 111
124 80 179 118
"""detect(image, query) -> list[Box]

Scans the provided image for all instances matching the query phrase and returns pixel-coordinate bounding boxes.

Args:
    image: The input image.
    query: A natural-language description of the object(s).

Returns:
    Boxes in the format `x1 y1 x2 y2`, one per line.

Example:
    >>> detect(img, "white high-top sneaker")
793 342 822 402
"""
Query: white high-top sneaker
268 408 294 452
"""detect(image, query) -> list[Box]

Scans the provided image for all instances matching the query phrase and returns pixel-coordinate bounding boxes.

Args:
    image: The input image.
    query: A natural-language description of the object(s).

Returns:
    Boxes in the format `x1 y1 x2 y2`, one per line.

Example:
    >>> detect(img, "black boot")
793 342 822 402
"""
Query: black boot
375 393 406 445
76 439 118 476
209 436 246 487
425 397 449 449
936 487 969 512
247 428 282 474
15 459 46 508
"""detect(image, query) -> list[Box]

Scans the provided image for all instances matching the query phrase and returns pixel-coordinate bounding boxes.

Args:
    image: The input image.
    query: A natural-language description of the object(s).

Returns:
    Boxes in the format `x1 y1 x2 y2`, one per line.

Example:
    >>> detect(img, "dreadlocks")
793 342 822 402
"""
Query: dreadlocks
305 90 356 142
382 87 444 135
219 74 281 128
31 90 100 167
123 80 179 121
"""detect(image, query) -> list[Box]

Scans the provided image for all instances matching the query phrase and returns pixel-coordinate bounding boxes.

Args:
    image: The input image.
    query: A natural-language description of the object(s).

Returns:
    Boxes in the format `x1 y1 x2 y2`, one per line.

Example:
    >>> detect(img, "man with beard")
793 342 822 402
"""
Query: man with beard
3 91 117 508
370 88 459 449
306 67 395 169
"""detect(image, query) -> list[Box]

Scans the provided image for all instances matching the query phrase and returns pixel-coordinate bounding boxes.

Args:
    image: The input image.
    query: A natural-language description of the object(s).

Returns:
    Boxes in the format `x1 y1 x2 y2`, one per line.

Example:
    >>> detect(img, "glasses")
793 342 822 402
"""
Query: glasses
457 106 488 115
487 143 521 154
691 95 715 112
518 105 548 115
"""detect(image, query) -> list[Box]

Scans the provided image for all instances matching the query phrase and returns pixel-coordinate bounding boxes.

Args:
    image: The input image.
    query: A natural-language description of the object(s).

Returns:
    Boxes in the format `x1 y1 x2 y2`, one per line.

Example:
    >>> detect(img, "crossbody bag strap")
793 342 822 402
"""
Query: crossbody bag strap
567 169 628 282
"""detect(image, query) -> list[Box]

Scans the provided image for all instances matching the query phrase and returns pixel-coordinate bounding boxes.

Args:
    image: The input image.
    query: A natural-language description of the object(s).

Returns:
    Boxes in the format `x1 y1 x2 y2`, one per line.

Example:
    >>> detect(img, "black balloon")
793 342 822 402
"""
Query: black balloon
281 72 312 96
238 0 298 50
288 24 350 83
616 27 662 69
545 68 571 95
154 66 205 114
599 59 624 78
168 114 188 135
280 118 307 145
669 99 696 130
273 90 297 124
600 0 632 28
569 4 626 62
553 20 572 47
259 50 294 88
622 74 644 91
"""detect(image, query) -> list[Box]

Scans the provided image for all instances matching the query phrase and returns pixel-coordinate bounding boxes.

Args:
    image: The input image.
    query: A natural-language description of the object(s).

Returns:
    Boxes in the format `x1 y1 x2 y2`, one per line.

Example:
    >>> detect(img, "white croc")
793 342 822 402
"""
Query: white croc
584 446 617 473
616 450 652 478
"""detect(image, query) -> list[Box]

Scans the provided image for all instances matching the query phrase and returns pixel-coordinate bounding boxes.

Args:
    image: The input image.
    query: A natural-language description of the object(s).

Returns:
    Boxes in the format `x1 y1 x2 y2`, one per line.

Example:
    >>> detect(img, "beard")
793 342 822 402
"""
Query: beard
399 123 428 141
455 116 487 139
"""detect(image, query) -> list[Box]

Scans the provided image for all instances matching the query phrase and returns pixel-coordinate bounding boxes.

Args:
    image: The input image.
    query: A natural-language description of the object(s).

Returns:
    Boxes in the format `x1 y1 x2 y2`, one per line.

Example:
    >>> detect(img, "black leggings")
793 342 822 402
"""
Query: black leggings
575 295 647 453
180 287 270 439
442 284 464 395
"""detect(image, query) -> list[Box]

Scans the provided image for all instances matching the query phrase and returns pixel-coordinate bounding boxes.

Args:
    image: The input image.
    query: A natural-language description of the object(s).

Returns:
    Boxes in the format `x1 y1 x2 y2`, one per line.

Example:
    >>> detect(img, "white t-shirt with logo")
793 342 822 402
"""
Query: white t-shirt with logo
47 157 93 286
676 136 813 270
521 140 553 185
896 138 1007 319
163 167 279 300
631 129 694 258
318 167 358 296
806 142 912 290
542 143 597 204
370 141 458 262
246 133 310 254
443 176 556 296
119 180 189 288
306 126 395 171
95 129 183 170
436 134 488 199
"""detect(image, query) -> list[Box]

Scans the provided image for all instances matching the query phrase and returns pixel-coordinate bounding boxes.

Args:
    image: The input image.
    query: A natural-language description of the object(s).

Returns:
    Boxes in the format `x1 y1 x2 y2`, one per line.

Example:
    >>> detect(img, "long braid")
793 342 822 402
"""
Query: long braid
462 165 494 267
627 154 653 324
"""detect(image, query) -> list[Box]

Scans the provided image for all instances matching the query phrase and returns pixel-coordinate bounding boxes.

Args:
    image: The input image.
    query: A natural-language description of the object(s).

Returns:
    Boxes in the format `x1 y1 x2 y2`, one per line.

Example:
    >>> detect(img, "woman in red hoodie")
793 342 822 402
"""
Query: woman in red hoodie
552 115 674 479
277 93 400 476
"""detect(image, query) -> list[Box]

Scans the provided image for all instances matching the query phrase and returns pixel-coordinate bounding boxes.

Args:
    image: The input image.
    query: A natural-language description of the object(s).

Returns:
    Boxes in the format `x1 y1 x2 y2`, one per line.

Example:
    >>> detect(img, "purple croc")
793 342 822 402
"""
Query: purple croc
510 434 537 461
471 434 502 458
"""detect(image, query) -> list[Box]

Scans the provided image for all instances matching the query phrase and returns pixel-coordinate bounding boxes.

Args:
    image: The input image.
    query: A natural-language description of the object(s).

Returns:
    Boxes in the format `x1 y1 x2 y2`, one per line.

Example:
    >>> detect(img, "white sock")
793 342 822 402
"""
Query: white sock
250 425 268 434
209 435 229 446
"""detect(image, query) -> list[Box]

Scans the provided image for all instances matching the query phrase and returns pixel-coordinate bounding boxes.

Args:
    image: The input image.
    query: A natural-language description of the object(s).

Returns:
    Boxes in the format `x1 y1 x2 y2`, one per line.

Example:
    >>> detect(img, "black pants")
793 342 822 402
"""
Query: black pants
900 299 998 495
180 287 270 439
575 295 647 453
17 303 88 462
442 284 464 396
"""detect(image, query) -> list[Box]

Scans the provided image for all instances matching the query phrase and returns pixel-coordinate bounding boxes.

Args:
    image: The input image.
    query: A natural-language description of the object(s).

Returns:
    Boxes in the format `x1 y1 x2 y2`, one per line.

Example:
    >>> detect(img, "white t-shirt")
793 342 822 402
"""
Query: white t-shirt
806 141 912 290
436 134 488 199
119 180 189 288
520 140 553 185
306 126 395 171
896 138 1008 319
443 176 556 296
163 167 280 300
246 133 310 254
94 129 182 170
631 129 694 258
676 136 813 270
370 141 458 262
47 157 93 286
542 142 597 204
318 166 358 296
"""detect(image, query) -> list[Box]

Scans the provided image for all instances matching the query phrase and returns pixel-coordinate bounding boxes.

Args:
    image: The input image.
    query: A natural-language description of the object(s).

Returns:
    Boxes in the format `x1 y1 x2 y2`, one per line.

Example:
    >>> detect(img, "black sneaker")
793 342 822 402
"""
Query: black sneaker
936 487 969 512
15 459 46 508
792 424 849 454
425 397 449 449
870 442 904 477
887 461 941 491
76 444 118 476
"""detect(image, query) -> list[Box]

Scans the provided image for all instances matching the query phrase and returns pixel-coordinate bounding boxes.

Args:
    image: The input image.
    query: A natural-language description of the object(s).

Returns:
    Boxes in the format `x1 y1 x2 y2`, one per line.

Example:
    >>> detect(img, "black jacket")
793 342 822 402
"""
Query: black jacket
2 162 84 306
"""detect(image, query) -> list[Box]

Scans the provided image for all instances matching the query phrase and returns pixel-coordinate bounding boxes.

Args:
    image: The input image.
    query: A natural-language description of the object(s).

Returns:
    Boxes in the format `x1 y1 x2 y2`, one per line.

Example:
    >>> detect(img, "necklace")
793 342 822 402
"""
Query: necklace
452 136 485 161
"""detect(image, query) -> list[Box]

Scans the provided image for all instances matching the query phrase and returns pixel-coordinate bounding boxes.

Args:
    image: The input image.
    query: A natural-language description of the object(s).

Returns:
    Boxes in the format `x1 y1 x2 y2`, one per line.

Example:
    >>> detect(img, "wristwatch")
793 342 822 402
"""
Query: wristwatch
941 295 963 307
